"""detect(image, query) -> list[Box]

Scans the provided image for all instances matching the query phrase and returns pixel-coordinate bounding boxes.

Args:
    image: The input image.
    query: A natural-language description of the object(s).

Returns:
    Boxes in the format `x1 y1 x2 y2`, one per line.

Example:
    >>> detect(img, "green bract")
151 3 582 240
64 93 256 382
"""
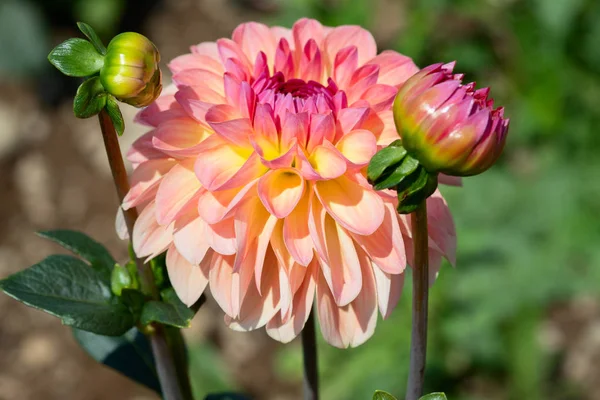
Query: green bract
367 140 438 214
100 32 162 107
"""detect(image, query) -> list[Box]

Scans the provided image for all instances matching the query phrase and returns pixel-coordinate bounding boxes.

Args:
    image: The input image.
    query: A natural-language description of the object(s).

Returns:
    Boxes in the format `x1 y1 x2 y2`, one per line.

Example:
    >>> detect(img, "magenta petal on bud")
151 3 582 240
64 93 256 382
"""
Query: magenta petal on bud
404 80 461 128
393 61 509 176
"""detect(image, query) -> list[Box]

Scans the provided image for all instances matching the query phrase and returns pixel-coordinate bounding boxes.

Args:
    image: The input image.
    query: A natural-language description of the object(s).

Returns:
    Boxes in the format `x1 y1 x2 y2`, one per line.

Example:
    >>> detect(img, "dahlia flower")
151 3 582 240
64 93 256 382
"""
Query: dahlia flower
122 19 456 348
393 62 509 176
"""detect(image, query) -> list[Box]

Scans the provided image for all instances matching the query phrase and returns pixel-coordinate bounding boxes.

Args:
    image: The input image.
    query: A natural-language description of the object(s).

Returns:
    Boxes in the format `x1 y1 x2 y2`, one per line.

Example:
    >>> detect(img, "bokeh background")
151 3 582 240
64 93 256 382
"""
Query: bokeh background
1 0 599 399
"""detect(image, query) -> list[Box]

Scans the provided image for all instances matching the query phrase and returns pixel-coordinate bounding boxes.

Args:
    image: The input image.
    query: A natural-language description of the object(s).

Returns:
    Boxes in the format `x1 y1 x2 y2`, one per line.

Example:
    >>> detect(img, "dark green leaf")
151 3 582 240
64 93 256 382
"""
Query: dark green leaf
74 77 107 118
367 144 407 183
140 288 194 328
373 156 419 190
106 95 125 136
120 289 146 315
205 393 252 400
77 22 106 55
373 390 397 400
48 38 104 77
419 393 448 400
73 327 161 393
37 230 114 281
190 294 207 315
0 255 134 335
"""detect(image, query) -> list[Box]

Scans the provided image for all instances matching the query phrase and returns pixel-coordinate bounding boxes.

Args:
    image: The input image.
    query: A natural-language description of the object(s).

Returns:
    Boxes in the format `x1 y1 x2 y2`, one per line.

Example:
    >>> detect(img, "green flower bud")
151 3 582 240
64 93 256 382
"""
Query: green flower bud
100 32 162 107
111 262 140 296
111 263 132 296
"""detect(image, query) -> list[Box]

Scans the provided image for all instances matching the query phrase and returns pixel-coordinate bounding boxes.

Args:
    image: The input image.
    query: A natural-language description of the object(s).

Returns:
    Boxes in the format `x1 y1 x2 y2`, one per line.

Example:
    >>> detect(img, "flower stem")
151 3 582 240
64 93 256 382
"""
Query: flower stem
97 109 191 400
406 200 429 400
301 310 319 400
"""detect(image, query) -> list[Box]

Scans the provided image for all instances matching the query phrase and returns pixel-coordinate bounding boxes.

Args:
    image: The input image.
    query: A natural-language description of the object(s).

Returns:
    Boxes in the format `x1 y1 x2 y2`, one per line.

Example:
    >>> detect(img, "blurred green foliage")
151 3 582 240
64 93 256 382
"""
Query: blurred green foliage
0 0 48 77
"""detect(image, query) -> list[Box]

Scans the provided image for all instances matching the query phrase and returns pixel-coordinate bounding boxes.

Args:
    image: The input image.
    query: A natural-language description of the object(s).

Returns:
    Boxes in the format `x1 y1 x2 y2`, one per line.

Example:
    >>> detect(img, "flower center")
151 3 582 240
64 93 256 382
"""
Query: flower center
275 78 328 98
254 72 341 116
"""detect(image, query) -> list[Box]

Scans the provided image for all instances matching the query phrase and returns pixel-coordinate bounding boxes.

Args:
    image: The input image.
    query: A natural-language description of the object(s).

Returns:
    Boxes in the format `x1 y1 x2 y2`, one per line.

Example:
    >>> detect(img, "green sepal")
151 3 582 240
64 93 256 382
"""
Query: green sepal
140 287 195 328
77 22 106 55
396 167 439 214
36 229 114 281
419 394 448 400
48 38 104 77
105 95 125 136
73 327 161 393
0 255 135 336
373 155 420 190
74 77 107 118
372 390 397 400
367 140 407 183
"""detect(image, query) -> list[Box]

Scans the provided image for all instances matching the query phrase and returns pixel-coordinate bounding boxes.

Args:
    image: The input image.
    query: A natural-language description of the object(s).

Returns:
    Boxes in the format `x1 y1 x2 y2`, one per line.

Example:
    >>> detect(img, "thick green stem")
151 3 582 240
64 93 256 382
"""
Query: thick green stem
301 311 319 400
98 109 192 400
406 201 429 400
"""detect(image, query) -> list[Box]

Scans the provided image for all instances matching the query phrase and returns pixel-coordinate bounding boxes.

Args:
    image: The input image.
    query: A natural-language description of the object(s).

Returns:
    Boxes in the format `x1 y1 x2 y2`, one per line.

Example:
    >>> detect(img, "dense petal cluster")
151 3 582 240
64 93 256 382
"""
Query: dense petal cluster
393 63 509 176
122 19 456 347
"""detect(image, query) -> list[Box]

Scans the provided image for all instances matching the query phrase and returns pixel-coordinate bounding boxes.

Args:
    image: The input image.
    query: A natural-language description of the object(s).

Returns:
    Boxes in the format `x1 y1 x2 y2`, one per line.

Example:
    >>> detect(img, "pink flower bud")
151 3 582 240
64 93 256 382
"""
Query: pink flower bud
393 62 509 176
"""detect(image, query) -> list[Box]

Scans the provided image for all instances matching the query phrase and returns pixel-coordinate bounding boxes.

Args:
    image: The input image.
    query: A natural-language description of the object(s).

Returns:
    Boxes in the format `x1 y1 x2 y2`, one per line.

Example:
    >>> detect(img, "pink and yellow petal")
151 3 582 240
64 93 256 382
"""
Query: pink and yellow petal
258 169 305 218
314 175 385 235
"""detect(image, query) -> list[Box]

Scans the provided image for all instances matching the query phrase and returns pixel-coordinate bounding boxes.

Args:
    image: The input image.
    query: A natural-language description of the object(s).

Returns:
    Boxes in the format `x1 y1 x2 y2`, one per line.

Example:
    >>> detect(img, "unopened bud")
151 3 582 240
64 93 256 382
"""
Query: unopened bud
100 32 162 107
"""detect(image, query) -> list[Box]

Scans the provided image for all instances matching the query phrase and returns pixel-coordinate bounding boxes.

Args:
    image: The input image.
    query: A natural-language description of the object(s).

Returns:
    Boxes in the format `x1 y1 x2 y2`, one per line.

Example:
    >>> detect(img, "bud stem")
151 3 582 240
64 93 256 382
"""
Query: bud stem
97 109 191 400
98 110 155 296
406 201 429 400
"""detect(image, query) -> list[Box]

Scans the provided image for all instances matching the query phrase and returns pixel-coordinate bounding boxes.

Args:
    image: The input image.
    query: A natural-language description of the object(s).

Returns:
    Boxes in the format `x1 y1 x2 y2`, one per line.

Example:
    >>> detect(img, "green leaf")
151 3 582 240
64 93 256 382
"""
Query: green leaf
48 38 104 77
73 327 161 393
74 77 107 118
37 230 115 281
373 390 397 400
0 255 134 336
77 22 106 55
205 393 253 400
120 289 146 315
367 143 407 183
140 288 195 328
419 393 448 400
105 95 125 136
